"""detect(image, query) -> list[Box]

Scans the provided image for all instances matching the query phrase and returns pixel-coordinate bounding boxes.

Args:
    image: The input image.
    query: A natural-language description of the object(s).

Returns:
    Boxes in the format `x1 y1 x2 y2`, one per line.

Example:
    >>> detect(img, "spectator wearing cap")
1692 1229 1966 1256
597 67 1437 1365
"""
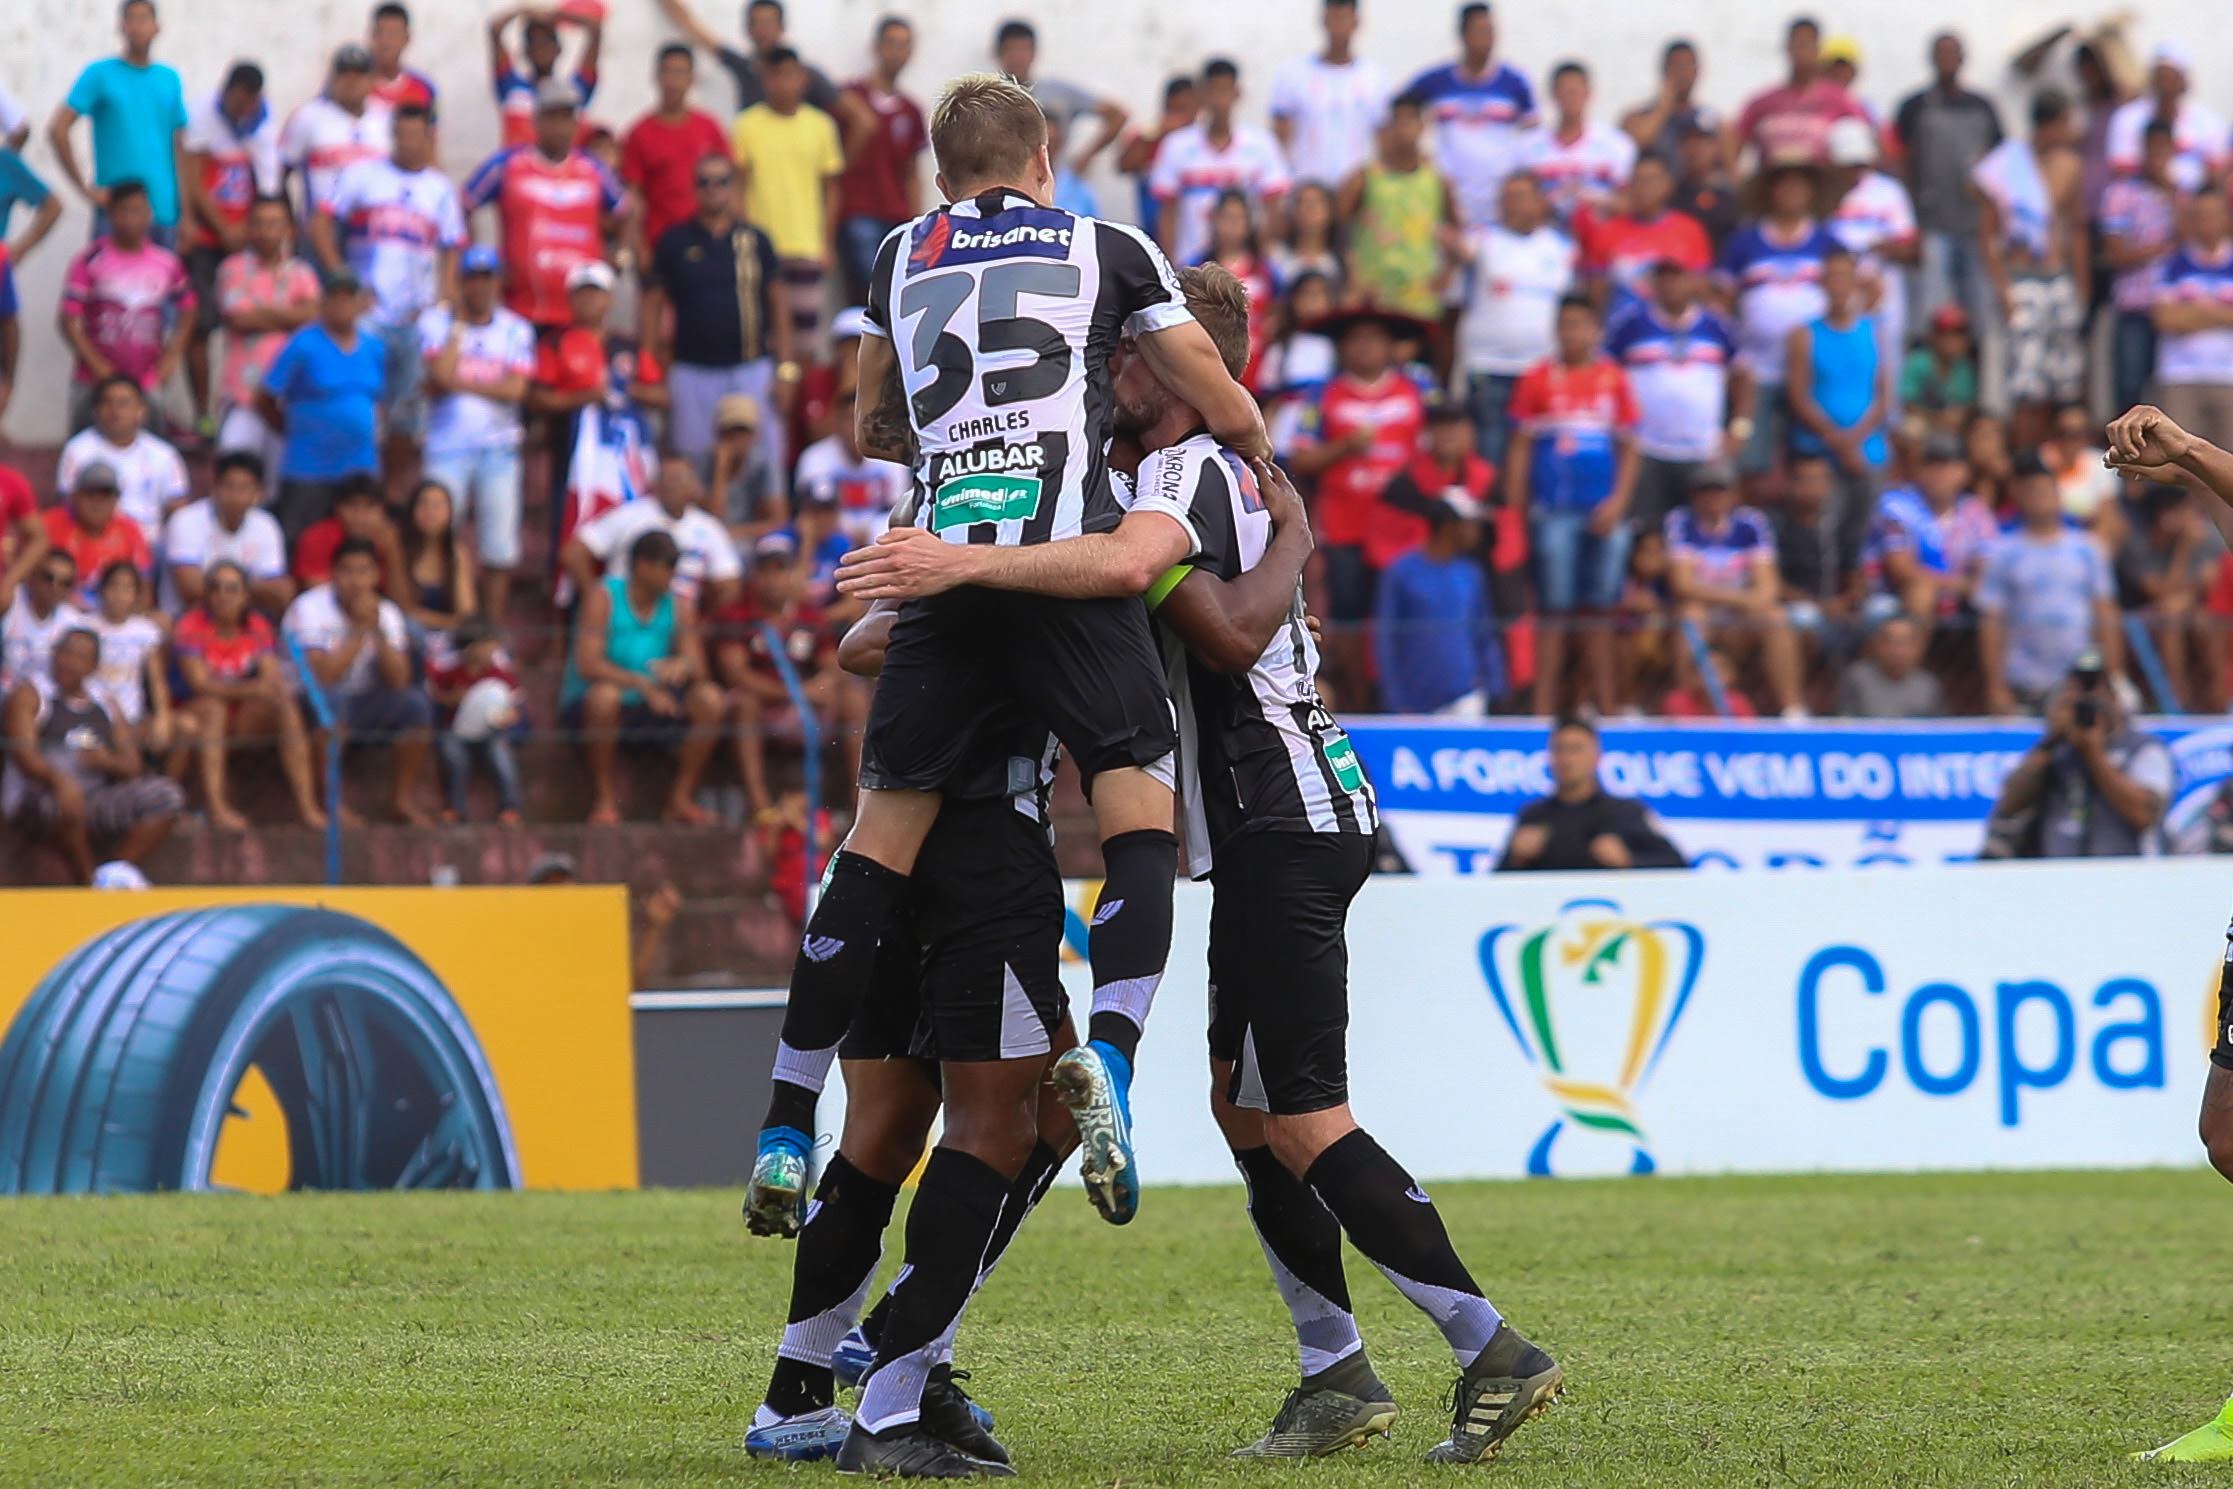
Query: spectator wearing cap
715 528 853 838
160 449 291 615
1621 39 1723 168
730 45 843 354
1860 432 1996 629
2117 487 2220 712
1664 461 1804 717
1977 453 2119 716
831 17 926 302
58 178 196 432
1337 91 1446 322
283 533 434 823
792 386 910 547
1398 3 1538 231
563 527 728 825
1605 255 1748 538
1826 116 1918 394
420 245 536 625
488 3 602 151
1448 170 1570 469
463 79 627 333
622 44 731 267
531 260 667 557
46 0 188 240
563 461 741 614
180 61 282 440
1508 293 1640 717
279 44 391 219
58 375 188 537
258 268 385 547
711 393 785 544
2100 119 2185 414
1496 713 1685 871
1514 60 1635 233
293 473 399 591
2151 190 2233 462
1900 306 1979 436
799 304 869 446
785 483 855 612
1894 33 2003 340
2104 43 2227 187
647 144 792 490
1717 157 1838 482
1268 0 1387 190
43 462 153 610
214 194 320 485
428 615 526 824
1732 16 1867 168
1837 613 1944 719
1973 90 2088 451
1985 655 2168 859
1 551 88 694
3 626 185 885
1578 151 1710 319
1373 483 1502 716
655 0 841 118
1787 245 1891 565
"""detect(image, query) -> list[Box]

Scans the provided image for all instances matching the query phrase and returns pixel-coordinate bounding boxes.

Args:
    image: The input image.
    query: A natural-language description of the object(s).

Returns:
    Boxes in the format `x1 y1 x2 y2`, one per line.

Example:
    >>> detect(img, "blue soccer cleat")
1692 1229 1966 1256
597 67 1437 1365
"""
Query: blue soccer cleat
1051 1040 1138 1225
744 1404 851 1461
744 1125 813 1237
833 1326 874 1389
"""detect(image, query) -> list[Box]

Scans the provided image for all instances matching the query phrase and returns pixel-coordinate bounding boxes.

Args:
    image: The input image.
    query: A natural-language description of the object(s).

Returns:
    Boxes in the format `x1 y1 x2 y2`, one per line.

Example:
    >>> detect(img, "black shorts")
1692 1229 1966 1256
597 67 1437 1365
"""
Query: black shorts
860 588 1175 791
1206 829 1375 1115
839 792 1067 1065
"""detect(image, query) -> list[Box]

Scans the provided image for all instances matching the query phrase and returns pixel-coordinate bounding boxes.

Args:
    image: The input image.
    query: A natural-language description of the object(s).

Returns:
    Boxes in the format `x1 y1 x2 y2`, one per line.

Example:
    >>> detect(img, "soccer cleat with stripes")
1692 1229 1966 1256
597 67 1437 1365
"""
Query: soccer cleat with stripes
1425 1325 1562 1465
833 1326 875 1388
921 1366 1009 1466
834 1424 1015 1479
1230 1383 1399 1458
744 1404 852 1461
743 1125 813 1237
1050 1040 1138 1225
2134 1395 2233 1462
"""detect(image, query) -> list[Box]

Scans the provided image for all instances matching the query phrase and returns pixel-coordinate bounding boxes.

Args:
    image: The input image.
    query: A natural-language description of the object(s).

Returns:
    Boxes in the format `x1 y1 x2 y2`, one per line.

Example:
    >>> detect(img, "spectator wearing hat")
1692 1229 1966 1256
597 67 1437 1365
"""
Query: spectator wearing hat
1826 116 1917 391
1973 90 2088 451
58 375 188 537
1497 713 1684 871
533 260 667 557
2104 43 2226 187
3 626 185 885
180 62 282 441
420 244 536 625
428 614 526 824
284 533 434 823
1578 151 1709 318
785 483 855 611
1787 245 1891 565
46 0 188 240
43 462 153 610
1664 461 1804 717
792 386 910 547
830 17 926 302
1448 170 1570 469
160 449 291 615
1900 306 1979 436
729 46 843 354
1894 33 2003 340
563 461 741 613
1837 612 1944 719
1817 36 1871 122
1373 483 1502 716
2100 119 2184 414
646 145 791 489
58 178 196 433
1605 254 1748 537
463 79 627 333
488 3 602 151
1399 3 1538 231
1507 292 1640 717
258 268 385 547
715 528 851 838
2151 190 2233 464
1621 39 1723 168
1338 92 1445 322
279 44 391 218
1514 60 1635 233
1732 16 1867 168
1860 432 1997 630
622 44 731 265
563 526 728 826
710 393 785 543
214 194 320 485
1718 157 1838 482
1977 453 2120 716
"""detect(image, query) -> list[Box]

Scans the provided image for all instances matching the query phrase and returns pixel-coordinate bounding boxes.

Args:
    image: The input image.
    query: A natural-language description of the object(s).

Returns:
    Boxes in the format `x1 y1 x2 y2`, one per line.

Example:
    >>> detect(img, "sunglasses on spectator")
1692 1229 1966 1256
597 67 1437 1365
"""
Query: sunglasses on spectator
696 171 734 187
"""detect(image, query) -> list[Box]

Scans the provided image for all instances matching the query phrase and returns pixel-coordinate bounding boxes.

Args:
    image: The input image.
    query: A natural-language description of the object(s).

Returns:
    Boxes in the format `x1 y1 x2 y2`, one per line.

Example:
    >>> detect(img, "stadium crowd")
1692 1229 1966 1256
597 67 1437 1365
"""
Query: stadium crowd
0 0 2228 867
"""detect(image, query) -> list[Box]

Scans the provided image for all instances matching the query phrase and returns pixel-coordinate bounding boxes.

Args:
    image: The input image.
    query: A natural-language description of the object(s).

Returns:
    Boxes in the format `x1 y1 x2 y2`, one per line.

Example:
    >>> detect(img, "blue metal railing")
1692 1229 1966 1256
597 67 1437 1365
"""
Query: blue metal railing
2121 614 2185 717
1678 616 1734 719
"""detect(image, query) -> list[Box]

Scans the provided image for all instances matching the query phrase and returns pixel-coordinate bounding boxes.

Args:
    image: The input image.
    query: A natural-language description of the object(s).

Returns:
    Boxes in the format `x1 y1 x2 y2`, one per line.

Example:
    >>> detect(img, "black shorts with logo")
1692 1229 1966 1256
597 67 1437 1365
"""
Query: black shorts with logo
860 587 1175 791
1206 829 1375 1115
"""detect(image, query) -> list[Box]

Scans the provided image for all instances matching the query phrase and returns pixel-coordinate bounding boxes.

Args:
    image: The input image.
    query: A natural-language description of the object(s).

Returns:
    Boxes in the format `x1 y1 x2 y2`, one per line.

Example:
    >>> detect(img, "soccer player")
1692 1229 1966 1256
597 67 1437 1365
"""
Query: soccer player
747 72 1267 1235
844 265 1565 1467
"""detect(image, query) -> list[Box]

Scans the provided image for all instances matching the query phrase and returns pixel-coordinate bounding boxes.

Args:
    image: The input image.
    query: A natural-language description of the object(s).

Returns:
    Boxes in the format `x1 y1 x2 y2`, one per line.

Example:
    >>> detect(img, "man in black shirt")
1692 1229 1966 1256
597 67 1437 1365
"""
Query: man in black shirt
655 0 840 115
646 152 795 490
1496 715 1685 872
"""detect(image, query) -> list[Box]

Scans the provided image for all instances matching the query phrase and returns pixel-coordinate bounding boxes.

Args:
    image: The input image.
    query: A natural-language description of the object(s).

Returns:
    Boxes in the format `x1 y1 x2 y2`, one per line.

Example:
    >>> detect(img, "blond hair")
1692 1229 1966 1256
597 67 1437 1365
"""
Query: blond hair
1180 264 1252 381
931 72 1048 192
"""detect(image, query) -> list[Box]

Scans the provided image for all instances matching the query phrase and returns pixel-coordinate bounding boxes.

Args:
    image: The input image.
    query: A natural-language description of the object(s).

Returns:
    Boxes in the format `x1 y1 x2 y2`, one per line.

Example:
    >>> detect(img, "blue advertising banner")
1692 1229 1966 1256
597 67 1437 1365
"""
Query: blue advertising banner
1344 717 2233 873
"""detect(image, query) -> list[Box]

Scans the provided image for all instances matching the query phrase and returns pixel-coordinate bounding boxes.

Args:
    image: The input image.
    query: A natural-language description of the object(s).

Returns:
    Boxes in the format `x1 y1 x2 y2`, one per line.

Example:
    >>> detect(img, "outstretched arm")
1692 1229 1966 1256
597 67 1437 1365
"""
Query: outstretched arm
1136 322 1269 462
2106 405 2233 548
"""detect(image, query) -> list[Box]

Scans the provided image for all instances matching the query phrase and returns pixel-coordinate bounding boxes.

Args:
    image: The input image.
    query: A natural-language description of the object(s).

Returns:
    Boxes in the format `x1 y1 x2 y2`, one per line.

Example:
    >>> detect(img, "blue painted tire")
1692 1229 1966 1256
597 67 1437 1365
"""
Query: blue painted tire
0 905 520 1193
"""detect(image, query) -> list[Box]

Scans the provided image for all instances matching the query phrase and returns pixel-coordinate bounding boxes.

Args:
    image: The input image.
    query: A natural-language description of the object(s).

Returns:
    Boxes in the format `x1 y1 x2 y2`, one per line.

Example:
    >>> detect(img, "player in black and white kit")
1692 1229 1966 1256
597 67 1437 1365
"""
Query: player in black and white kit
845 266 1565 1469
749 73 1270 1251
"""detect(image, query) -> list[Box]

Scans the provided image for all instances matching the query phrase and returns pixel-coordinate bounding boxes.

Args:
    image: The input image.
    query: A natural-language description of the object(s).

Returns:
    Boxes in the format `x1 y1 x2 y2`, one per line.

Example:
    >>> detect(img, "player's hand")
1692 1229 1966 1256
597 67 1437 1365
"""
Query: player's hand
1304 609 1324 647
2105 405 2199 479
836 525 973 601
1255 460 1312 551
1590 833 1633 869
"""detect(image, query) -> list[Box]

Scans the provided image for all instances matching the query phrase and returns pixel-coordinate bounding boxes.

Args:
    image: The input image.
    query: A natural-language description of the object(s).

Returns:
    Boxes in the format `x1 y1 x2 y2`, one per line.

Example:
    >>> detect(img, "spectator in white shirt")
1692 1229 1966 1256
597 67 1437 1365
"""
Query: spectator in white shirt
282 535 433 823
559 463 743 612
2103 43 2226 188
87 560 173 753
1826 117 1919 401
1150 58 1293 266
160 449 291 614
1 551 88 694
1268 0 1388 188
420 246 534 625
1515 60 1636 231
58 377 189 537
280 45 391 217
1446 169 1572 467
792 386 911 544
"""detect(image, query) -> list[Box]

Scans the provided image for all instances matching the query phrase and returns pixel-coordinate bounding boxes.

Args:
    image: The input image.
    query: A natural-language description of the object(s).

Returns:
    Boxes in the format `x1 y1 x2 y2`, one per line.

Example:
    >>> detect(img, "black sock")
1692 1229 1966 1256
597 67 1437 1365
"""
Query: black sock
853 1147 1010 1434
762 851 908 1132
1085 829 1177 1064
1233 1145 1363 1378
1305 1129 1504 1368
764 1154 901 1417
977 1141 1063 1284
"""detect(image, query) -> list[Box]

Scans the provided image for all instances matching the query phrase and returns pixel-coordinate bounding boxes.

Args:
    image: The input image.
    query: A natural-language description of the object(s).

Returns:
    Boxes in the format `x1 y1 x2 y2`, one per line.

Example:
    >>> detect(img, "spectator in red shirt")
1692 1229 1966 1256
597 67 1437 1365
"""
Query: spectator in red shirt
462 81 628 331
622 44 728 264
1582 151 1711 316
1288 306 1428 698
715 530 850 843
367 2 438 115
292 473 400 589
43 462 153 609
831 16 925 303
0 461 46 609
174 558 323 830
1373 397 1494 573
487 4 601 151
1733 16 1866 168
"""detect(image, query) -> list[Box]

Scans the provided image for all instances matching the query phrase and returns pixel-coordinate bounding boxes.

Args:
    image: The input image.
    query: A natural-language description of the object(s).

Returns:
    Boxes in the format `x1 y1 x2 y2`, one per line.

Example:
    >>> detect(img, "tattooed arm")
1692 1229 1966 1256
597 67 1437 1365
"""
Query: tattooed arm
855 334 917 466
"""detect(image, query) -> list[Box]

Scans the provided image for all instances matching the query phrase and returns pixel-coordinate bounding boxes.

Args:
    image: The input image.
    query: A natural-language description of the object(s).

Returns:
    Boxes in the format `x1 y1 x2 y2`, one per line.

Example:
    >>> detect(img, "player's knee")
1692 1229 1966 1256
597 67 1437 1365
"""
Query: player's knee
2204 1109 2233 1183
1208 1083 1264 1152
1263 1105 1357 1178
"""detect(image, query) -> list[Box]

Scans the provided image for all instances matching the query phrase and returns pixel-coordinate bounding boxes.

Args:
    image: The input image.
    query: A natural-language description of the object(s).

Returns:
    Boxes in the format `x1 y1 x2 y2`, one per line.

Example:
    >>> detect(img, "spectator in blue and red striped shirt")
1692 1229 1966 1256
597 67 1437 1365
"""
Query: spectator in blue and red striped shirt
2152 187 2233 459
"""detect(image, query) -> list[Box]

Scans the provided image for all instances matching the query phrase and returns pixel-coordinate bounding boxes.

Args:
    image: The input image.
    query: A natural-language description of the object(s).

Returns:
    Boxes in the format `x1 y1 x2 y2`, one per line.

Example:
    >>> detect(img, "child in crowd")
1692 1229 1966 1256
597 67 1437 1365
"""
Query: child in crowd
428 615 525 824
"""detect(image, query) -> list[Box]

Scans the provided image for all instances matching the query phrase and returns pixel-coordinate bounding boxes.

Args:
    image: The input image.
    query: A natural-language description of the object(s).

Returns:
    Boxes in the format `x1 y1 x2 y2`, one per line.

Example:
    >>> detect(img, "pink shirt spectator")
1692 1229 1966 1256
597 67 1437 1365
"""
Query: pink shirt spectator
60 237 196 388
1735 80 1866 166
215 249 322 409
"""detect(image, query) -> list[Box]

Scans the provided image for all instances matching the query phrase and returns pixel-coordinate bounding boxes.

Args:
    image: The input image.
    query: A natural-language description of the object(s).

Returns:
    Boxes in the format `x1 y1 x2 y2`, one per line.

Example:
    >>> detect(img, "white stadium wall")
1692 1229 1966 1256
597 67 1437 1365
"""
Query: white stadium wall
0 0 2221 441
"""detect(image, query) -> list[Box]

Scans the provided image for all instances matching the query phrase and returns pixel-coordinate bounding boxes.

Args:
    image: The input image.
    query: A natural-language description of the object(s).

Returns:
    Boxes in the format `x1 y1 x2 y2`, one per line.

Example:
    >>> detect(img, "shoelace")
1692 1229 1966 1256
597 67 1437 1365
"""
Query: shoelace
1269 1387 1310 1434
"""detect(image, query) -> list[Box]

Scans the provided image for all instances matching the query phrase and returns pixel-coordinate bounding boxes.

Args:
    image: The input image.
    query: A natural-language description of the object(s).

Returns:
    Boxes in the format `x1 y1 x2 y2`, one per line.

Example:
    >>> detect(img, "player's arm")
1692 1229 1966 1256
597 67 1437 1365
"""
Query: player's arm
2106 405 2233 549
837 600 897 678
838 511 1194 601
854 333 916 464
1152 463 1314 673
1136 323 1269 462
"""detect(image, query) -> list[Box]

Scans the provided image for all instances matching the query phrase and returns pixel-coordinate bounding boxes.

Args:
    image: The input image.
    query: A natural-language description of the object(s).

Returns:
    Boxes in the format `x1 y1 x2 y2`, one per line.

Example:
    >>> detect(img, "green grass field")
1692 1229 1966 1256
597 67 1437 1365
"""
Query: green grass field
5 1170 2233 1486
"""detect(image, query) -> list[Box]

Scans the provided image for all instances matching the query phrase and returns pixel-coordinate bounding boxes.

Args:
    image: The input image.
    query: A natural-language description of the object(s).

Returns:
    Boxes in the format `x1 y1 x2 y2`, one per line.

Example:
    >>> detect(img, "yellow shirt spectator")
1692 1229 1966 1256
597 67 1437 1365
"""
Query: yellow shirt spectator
730 102 843 263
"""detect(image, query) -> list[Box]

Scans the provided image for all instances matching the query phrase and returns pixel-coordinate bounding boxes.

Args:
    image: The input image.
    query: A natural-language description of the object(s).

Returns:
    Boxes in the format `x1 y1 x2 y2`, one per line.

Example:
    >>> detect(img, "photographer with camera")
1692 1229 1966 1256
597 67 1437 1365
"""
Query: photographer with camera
1983 651 2172 859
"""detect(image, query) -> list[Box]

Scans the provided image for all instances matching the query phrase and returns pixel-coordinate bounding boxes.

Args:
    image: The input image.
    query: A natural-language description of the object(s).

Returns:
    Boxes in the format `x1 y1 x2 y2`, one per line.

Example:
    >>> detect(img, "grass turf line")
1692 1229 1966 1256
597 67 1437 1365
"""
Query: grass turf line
1 1170 2230 1486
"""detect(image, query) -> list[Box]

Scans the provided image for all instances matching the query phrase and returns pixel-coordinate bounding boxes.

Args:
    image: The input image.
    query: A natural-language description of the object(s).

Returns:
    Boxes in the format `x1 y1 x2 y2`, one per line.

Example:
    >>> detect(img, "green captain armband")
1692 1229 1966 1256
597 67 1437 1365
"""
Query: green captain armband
1145 564 1194 610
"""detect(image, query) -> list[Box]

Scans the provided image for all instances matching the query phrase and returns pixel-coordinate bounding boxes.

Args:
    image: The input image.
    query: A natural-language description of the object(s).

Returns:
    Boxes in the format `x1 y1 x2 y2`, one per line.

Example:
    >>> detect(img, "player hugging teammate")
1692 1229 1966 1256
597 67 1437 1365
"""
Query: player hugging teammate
738 70 1562 1478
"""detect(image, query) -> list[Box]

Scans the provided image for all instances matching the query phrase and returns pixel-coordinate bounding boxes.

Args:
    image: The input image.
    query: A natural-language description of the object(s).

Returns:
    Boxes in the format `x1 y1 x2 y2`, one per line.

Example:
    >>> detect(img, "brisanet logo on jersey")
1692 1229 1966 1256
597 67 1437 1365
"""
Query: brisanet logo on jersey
912 209 1075 268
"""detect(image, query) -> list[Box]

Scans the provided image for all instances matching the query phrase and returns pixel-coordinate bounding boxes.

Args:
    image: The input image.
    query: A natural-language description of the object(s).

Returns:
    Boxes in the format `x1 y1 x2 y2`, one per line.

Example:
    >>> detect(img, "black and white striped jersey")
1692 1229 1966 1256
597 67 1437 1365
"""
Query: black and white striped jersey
863 187 1195 547
1122 433 1381 877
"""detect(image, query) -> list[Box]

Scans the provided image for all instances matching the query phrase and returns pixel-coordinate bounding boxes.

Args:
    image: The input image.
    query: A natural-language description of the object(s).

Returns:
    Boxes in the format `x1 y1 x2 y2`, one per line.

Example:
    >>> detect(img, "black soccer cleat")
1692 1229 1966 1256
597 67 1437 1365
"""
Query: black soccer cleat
920 1365 1010 1466
834 1423 1016 1479
1425 1323 1563 1464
